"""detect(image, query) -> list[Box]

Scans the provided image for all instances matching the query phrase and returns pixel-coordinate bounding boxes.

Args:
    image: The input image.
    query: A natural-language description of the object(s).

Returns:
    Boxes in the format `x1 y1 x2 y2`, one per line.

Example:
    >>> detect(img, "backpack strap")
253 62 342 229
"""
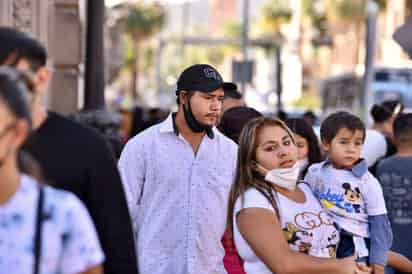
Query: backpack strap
33 185 44 274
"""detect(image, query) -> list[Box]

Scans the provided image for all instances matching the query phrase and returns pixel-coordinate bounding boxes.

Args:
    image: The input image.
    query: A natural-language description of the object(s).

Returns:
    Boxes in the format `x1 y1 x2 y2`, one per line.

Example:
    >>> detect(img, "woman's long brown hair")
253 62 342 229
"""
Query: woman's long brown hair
226 116 296 231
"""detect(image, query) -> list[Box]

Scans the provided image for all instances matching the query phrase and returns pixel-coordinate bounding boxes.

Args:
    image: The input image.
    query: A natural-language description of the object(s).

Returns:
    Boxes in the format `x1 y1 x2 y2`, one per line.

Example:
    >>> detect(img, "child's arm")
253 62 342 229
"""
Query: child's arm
362 176 393 270
387 250 412 273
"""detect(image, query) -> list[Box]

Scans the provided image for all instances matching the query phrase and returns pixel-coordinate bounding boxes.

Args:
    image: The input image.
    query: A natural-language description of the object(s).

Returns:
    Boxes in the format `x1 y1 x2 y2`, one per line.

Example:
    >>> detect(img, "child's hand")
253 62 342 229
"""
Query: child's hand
371 264 384 274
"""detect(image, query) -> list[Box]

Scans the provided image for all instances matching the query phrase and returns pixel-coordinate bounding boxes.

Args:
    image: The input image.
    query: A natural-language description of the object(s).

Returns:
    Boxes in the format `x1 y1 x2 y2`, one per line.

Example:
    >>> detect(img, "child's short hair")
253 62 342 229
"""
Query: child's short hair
320 111 365 144
393 113 412 143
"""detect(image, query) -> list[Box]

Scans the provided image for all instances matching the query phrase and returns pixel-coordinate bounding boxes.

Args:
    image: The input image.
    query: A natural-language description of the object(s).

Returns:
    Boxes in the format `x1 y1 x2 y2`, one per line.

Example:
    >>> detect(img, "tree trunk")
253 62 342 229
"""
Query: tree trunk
354 22 362 66
131 41 140 102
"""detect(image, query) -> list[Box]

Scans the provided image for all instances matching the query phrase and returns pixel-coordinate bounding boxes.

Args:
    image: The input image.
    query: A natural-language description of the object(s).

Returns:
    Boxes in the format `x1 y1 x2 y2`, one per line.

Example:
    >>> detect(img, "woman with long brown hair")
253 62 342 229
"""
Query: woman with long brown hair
227 117 369 274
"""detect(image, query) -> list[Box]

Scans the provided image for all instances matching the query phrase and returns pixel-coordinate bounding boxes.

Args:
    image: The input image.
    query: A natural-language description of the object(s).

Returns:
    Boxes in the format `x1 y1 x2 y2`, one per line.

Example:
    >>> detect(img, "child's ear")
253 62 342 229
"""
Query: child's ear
321 140 330 152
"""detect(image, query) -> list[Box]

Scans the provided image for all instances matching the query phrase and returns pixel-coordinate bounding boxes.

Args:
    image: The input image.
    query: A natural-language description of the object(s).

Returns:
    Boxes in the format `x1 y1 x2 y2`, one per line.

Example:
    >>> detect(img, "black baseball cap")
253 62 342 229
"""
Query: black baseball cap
176 64 227 95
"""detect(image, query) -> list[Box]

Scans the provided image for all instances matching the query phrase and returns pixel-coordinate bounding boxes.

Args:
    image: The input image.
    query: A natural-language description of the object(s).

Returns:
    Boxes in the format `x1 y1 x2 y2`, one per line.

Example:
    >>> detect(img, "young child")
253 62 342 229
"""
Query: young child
304 111 392 274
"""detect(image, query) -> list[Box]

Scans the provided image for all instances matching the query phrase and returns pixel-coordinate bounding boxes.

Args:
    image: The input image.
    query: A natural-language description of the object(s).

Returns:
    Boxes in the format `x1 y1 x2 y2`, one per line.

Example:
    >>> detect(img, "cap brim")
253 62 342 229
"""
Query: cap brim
192 81 224 92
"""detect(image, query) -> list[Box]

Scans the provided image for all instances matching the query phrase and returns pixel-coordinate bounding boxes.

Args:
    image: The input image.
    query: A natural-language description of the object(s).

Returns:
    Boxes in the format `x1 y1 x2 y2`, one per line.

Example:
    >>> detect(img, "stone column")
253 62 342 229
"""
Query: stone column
49 0 84 114
0 0 84 115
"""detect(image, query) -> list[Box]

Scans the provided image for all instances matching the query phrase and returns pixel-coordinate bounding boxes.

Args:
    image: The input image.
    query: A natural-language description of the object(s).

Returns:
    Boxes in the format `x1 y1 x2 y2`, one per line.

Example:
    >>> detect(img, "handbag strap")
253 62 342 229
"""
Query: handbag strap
33 185 44 274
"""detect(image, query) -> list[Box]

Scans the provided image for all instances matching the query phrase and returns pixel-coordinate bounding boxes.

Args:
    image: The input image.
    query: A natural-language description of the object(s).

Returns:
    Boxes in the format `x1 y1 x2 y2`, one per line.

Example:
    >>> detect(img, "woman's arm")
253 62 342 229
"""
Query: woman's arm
236 207 361 274
388 250 412 273
80 265 103 274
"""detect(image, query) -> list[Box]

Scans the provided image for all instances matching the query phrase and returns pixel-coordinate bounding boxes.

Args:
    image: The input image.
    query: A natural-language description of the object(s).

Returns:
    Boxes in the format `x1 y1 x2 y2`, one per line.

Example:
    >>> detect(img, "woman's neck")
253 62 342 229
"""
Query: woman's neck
273 184 306 204
0 161 21 205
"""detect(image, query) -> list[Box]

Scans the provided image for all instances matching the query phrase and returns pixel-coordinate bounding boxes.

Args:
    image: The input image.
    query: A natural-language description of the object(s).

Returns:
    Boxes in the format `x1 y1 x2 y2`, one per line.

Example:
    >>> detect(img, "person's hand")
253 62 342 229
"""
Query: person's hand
337 256 371 274
372 264 384 274
251 161 268 176
357 262 372 274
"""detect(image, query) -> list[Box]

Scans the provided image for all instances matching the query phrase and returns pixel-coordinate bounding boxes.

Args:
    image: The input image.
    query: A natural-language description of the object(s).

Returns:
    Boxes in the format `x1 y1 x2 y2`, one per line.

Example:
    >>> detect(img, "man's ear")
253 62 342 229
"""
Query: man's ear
33 67 50 94
13 120 29 149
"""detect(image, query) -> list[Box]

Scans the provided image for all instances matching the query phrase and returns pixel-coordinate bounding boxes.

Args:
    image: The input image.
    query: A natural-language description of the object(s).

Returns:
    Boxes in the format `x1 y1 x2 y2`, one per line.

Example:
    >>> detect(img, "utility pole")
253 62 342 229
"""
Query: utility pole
84 0 105 110
241 0 249 94
275 46 283 115
361 0 378 123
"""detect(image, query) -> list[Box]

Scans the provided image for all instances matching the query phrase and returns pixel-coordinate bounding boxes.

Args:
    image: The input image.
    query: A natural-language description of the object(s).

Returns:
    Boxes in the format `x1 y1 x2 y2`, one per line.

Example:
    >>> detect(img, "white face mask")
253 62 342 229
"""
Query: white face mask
264 162 300 190
297 158 309 172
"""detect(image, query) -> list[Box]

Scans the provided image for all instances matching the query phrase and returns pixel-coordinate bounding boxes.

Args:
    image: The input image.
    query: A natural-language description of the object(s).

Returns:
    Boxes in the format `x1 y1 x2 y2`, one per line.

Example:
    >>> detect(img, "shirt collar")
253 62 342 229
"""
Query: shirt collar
159 113 215 139
321 158 368 178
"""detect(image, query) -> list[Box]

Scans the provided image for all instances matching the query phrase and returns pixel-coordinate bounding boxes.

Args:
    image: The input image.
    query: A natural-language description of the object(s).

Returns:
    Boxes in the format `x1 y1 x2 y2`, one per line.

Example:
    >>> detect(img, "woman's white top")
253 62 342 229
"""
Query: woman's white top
0 175 104 274
233 183 339 274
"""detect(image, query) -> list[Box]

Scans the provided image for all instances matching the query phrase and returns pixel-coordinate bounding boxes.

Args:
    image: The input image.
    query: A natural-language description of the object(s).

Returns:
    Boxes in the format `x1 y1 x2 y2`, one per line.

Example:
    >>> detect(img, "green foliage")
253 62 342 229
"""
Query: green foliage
123 2 165 41
123 34 135 69
260 0 292 33
291 92 321 109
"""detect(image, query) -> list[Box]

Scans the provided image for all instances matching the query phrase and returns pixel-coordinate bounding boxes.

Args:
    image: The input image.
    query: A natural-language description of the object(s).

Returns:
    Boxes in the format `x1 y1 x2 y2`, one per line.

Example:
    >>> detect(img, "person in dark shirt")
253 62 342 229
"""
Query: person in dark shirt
0 27 138 274
376 113 412 274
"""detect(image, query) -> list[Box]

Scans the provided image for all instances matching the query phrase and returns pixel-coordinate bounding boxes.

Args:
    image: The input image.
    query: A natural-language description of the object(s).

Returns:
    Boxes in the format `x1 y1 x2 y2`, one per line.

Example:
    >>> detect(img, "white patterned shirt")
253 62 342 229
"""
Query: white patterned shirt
118 114 238 274
0 175 104 274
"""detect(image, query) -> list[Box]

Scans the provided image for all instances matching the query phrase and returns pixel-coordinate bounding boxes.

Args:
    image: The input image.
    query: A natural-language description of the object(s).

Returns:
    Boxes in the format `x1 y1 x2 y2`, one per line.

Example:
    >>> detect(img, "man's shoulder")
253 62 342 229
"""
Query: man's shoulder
45 112 105 141
377 155 412 174
122 124 161 156
213 129 237 150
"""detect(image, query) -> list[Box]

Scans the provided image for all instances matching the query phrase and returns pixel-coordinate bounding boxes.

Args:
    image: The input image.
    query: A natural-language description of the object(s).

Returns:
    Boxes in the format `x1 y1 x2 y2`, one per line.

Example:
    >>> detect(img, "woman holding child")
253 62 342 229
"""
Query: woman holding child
227 116 364 274
227 114 412 274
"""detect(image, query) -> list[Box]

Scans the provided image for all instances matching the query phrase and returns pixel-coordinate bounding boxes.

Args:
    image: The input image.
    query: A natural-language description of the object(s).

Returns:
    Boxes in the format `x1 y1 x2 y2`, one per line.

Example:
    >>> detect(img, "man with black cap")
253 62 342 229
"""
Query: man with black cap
119 64 238 274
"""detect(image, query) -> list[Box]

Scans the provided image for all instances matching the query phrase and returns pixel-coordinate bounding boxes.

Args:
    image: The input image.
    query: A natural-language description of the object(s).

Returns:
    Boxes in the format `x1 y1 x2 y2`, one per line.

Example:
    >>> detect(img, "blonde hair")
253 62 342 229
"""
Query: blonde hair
227 116 295 231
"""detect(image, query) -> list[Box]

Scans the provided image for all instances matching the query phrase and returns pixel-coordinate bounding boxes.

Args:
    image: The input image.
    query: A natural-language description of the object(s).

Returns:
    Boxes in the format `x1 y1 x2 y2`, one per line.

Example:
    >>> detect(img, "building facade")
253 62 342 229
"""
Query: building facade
0 0 85 114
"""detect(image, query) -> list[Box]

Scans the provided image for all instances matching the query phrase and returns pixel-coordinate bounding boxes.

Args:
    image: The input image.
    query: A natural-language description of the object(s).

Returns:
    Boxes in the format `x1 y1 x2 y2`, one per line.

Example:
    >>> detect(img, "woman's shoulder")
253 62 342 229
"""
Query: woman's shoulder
22 174 87 216
234 187 276 213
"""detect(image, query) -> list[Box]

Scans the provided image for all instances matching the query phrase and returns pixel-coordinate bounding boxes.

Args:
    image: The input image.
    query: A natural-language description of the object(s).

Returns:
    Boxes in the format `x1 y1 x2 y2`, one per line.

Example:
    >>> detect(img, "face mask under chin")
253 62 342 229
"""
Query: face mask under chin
264 162 300 191
183 95 213 133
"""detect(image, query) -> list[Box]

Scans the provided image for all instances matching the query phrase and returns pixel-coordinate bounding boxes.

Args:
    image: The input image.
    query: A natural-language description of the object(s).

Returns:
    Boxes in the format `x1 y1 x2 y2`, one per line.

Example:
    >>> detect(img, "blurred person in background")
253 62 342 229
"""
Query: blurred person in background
367 100 403 174
221 82 245 115
303 110 318 127
0 27 137 274
376 113 412 274
285 118 323 178
0 67 104 274
218 106 262 274
370 100 403 157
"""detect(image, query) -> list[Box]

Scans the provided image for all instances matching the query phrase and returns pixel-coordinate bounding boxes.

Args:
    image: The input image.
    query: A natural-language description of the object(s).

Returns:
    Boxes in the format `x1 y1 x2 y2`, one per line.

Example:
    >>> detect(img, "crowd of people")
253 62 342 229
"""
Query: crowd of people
1 26 412 274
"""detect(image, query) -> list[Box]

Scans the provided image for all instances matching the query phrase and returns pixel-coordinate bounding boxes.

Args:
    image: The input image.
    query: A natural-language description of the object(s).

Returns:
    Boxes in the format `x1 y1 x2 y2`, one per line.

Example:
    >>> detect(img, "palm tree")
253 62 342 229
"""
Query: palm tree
325 0 386 66
260 0 292 35
259 0 292 113
120 2 165 101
